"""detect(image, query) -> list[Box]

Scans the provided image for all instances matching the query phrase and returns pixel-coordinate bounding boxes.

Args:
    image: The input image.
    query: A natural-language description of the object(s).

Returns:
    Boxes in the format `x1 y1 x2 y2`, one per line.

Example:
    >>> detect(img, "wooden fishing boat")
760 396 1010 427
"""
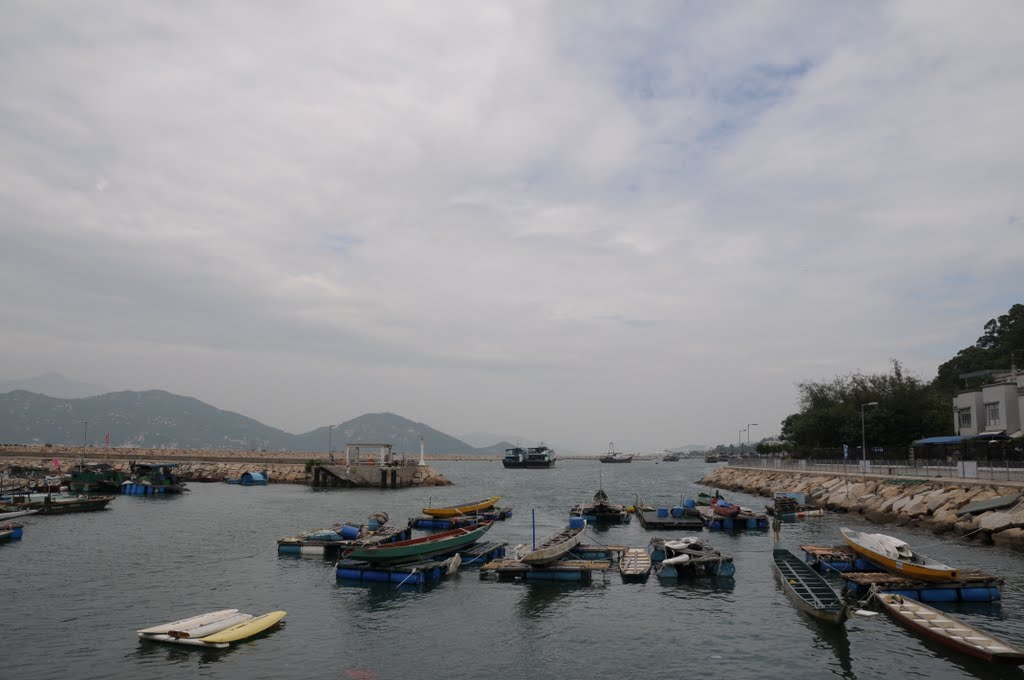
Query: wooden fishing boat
422 496 500 518
570 488 630 524
841 528 959 583
876 593 1024 665
619 547 652 581
772 548 847 624
344 521 493 564
521 523 587 565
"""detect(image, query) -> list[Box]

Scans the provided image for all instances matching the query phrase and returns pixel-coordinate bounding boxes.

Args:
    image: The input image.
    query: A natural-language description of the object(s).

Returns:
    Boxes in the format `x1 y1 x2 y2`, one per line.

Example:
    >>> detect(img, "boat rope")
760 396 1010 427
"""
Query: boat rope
395 568 419 588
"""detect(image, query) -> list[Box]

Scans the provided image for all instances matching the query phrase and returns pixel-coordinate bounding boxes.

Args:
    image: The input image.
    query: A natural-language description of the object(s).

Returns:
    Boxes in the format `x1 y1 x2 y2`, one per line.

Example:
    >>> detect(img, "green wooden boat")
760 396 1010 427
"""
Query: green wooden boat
343 521 493 564
772 548 848 624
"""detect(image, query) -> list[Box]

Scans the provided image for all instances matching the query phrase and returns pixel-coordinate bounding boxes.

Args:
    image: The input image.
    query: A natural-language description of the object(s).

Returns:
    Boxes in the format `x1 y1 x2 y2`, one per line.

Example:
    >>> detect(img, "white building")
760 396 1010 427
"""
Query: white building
953 369 1024 438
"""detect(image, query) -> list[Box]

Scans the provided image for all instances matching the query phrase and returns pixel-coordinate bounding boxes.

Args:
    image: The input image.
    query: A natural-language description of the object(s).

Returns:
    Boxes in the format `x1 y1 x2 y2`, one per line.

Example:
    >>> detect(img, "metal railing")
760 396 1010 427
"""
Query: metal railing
729 457 1024 482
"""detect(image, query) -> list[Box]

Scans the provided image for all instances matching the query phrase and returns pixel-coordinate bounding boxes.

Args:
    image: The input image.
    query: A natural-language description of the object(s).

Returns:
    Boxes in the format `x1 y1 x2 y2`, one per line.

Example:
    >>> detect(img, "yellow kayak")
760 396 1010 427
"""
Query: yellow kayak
422 496 500 518
200 611 287 644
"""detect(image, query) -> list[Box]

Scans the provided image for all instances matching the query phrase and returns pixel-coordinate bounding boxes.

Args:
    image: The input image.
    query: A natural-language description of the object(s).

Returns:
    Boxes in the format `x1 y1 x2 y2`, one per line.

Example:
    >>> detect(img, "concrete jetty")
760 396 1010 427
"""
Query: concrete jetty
700 465 1024 551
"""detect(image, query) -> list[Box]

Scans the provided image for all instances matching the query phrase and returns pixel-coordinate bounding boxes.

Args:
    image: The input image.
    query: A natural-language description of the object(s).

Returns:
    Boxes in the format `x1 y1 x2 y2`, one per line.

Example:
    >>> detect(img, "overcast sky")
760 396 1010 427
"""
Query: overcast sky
2 2 1021 453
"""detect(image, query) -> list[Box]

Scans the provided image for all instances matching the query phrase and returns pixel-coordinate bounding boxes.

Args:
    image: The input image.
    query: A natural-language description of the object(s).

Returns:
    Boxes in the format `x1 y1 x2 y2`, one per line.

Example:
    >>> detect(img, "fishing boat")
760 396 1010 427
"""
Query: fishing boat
619 547 652 581
711 498 741 518
422 496 501 518
121 463 188 495
840 528 959 582
2 493 114 515
520 522 587 565
876 593 1024 665
772 548 847 624
343 521 493 564
652 536 735 578
68 464 129 493
0 522 24 542
599 443 633 463
570 487 630 524
502 445 556 469
661 451 682 462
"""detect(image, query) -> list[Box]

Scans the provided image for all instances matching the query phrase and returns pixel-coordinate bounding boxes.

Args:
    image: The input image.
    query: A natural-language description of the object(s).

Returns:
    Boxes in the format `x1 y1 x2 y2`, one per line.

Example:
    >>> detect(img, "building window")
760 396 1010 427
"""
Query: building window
985 402 1000 428
958 408 972 429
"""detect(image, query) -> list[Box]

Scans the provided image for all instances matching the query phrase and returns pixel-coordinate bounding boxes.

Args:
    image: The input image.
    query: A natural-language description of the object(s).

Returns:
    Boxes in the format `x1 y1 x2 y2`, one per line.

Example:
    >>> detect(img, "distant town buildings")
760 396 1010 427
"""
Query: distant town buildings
953 368 1024 438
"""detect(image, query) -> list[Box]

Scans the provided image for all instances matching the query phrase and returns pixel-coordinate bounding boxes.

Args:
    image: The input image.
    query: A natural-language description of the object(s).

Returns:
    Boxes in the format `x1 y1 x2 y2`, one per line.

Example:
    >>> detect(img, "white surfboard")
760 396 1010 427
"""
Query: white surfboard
137 609 239 636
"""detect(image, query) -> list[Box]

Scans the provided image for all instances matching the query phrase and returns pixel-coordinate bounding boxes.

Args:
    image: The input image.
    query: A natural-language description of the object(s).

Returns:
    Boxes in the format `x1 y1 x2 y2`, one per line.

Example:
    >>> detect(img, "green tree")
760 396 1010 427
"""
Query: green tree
780 360 950 453
934 303 1024 395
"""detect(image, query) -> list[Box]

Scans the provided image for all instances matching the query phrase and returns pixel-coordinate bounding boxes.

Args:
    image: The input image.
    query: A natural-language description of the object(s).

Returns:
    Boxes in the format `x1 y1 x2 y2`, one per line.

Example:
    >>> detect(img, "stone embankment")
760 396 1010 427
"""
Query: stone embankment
701 466 1024 551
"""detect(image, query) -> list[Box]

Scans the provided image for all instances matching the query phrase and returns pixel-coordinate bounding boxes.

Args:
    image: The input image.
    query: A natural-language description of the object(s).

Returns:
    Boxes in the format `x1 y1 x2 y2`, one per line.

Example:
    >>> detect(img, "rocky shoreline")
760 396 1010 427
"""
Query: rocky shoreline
700 465 1024 551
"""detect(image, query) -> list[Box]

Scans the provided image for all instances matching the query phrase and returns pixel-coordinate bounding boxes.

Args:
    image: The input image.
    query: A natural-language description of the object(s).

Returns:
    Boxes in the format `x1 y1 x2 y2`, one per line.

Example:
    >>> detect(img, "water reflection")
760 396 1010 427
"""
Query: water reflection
516 584 584 620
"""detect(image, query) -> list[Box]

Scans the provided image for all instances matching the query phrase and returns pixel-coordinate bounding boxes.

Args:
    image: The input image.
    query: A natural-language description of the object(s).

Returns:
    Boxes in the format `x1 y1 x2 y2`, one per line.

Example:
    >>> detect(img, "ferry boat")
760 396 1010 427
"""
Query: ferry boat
502 445 556 469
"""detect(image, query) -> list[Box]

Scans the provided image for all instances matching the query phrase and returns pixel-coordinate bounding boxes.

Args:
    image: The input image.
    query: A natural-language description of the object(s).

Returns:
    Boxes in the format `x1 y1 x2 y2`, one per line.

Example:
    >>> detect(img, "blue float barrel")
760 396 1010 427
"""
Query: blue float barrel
656 507 669 518
340 524 362 540
670 506 684 518
684 499 696 509
569 517 586 529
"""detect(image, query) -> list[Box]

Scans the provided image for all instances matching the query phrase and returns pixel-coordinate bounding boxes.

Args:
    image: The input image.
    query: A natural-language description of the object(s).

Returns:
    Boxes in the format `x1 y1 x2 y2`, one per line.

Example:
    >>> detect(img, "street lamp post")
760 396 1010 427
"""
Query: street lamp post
738 427 746 454
746 423 758 454
82 420 88 449
861 402 878 474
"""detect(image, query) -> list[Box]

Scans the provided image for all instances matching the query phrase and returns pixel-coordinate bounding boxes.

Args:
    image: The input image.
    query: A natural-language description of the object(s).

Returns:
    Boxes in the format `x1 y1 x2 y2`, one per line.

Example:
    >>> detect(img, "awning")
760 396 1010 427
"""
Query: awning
912 435 966 445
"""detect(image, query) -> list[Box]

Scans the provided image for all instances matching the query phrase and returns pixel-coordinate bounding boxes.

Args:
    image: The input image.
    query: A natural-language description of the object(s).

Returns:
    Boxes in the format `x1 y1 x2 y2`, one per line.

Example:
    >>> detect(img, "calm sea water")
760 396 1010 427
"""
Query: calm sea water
3 458 1024 680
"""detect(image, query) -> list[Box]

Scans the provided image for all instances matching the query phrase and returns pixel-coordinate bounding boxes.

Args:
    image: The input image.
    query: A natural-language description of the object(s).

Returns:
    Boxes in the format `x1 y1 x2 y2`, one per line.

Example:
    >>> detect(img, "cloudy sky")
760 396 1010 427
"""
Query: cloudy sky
2 2 1021 452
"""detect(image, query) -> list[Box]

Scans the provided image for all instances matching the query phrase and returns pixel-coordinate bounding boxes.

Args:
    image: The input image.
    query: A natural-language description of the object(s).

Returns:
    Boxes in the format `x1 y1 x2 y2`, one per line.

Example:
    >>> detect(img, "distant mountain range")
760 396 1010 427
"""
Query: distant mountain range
0 389 511 455
0 372 108 399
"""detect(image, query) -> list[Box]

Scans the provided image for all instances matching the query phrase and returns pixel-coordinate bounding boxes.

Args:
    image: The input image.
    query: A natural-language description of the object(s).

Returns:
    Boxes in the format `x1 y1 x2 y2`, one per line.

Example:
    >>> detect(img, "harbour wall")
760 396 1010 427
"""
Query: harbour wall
0 445 453 487
700 465 1024 551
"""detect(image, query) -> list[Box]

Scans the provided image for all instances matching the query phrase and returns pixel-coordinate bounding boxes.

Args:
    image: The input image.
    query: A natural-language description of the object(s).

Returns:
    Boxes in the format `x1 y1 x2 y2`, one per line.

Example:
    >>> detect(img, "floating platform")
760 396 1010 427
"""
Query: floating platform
479 558 612 583
454 541 508 567
411 507 513 530
842 570 1003 603
698 506 769 531
336 558 450 585
800 544 882 574
277 524 412 557
635 508 703 531
568 544 626 560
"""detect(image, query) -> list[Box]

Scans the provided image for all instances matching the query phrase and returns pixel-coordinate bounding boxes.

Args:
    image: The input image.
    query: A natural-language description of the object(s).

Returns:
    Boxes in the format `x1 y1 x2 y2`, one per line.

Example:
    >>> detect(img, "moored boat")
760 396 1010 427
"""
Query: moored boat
619 547 652 581
599 443 633 463
520 522 587 565
502 445 556 469
772 548 847 624
121 463 188 495
422 496 501 518
343 521 493 564
876 593 1024 665
0 522 25 542
841 528 959 582
711 498 741 518
570 488 630 524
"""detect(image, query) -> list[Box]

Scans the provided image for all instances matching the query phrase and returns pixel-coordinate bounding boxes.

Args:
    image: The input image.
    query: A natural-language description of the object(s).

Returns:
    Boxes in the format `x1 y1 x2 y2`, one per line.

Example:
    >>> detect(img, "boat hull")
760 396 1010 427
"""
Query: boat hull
877 594 1024 665
422 496 500 518
502 460 555 468
772 548 847 624
345 522 492 563
841 528 958 582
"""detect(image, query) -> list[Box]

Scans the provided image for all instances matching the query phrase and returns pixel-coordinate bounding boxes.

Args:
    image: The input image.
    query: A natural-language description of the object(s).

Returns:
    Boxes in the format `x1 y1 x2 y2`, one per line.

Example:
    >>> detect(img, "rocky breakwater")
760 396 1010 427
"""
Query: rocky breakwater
701 466 1024 551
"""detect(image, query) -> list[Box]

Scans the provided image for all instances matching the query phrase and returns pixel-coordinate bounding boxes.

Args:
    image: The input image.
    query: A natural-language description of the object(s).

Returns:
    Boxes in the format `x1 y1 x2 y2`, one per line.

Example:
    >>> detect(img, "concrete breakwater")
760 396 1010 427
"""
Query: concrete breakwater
0 445 454 487
700 465 1024 551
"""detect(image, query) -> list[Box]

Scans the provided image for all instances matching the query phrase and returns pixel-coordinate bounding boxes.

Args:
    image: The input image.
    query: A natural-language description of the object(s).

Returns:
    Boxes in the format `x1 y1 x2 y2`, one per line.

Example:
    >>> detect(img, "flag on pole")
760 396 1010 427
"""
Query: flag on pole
843 444 849 459
52 458 61 471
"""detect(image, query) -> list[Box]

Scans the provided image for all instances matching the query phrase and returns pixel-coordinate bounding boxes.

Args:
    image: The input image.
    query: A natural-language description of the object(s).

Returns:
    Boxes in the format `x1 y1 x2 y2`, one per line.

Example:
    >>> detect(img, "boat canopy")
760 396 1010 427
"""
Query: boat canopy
240 472 267 483
912 435 966 445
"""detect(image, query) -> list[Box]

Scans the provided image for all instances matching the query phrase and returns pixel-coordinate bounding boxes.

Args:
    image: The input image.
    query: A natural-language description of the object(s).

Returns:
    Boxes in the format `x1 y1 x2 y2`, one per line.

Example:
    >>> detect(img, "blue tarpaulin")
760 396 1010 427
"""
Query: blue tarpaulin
912 435 966 445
